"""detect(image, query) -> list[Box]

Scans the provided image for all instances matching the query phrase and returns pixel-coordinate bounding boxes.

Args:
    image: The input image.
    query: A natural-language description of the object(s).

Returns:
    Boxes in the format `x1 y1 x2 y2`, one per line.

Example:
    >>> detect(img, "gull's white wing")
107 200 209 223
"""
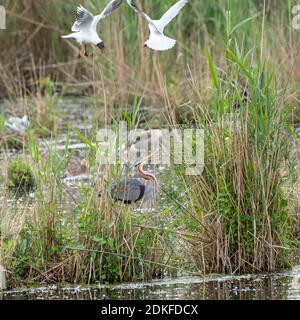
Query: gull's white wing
127 0 160 33
157 0 188 31
92 0 123 30
72 5 94 32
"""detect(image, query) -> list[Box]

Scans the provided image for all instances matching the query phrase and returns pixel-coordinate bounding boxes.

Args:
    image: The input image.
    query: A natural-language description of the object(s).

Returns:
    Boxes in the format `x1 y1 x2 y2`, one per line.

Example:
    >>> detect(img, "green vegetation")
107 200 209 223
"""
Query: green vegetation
186 57 295 273
7 158 36 191
0 0 300 288
0 114 5 132
29 77 61 138
1 1 296 107
1 140 180 286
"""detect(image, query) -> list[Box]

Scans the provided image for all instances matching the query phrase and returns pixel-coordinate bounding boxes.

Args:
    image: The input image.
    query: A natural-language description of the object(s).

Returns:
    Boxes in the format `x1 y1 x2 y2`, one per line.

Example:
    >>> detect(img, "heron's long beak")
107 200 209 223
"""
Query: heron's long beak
129 161 138 170
130 155 152 169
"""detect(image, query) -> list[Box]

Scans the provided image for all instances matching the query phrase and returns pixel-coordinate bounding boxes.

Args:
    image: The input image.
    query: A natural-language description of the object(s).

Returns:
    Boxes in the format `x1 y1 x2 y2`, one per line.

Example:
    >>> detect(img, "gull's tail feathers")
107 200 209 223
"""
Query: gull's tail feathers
62 33 77 39
146 35 176 51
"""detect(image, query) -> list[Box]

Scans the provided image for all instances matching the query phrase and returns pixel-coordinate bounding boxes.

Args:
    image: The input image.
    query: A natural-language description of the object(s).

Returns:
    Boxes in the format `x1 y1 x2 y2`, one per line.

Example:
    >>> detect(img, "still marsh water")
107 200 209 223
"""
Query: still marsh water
1 269 300 300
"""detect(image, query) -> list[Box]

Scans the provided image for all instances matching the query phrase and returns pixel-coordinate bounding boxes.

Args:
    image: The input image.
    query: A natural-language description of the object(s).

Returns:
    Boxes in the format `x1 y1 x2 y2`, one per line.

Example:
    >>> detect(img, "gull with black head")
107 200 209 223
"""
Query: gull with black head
62 0 123 58
127 0 189 51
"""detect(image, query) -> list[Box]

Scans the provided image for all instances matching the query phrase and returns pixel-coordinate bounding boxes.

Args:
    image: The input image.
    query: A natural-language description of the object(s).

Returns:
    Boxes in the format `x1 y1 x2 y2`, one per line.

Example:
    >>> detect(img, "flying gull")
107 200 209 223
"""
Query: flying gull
62 0 123 58
127 0 188 51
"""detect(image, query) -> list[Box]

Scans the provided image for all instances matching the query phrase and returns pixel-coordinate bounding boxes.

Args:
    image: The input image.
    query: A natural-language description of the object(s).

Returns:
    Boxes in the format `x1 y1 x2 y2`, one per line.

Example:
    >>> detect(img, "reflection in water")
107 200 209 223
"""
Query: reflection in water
1 269 300 300
288 266 300 299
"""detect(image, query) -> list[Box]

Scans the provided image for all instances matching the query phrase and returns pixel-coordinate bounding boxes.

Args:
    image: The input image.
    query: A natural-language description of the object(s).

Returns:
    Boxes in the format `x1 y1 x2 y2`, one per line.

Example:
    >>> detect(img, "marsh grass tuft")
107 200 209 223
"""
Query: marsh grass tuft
184 49 296 274
0 130 179 287
7 158 36 192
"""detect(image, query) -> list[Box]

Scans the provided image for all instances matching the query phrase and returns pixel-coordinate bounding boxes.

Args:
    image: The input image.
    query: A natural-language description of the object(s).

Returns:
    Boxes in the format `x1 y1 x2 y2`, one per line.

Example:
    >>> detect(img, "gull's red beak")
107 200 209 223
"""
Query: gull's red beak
144 43 148 48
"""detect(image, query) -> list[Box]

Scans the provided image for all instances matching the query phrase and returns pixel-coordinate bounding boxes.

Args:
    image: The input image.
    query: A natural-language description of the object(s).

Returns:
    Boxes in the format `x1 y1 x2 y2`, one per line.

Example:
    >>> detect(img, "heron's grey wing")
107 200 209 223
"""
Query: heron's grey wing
111 179 145 203
72 5 94 32
92 0 123 29
157 0 188 31
126 0 160 33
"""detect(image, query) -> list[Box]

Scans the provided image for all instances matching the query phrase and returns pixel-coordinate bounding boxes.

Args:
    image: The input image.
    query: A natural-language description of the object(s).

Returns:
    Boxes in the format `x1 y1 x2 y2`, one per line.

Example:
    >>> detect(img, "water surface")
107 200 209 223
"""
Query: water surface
2 269 300 300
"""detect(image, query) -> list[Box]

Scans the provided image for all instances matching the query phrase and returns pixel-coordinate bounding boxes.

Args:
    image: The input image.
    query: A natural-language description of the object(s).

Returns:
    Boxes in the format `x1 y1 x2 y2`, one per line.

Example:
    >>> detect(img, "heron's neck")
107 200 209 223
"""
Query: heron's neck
137 166 158 191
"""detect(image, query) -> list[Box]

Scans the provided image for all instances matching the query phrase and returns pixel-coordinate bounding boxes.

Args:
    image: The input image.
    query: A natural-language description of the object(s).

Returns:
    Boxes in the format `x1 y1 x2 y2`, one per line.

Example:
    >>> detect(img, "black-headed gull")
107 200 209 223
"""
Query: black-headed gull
62 0 123 58
127 0 188 51
5 115 30 134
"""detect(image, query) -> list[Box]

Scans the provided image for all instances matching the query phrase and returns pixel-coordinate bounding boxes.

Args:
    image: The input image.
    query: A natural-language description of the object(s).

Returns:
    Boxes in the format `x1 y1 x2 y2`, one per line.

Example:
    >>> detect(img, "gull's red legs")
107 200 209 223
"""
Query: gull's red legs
77 47 81 60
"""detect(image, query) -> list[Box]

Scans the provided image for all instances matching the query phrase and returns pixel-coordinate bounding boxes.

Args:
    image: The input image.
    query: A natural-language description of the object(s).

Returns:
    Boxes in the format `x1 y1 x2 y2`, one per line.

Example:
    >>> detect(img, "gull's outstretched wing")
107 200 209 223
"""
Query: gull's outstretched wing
72 5 94 32
92 0 124 30
126 0 160 33
158 0 188 31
